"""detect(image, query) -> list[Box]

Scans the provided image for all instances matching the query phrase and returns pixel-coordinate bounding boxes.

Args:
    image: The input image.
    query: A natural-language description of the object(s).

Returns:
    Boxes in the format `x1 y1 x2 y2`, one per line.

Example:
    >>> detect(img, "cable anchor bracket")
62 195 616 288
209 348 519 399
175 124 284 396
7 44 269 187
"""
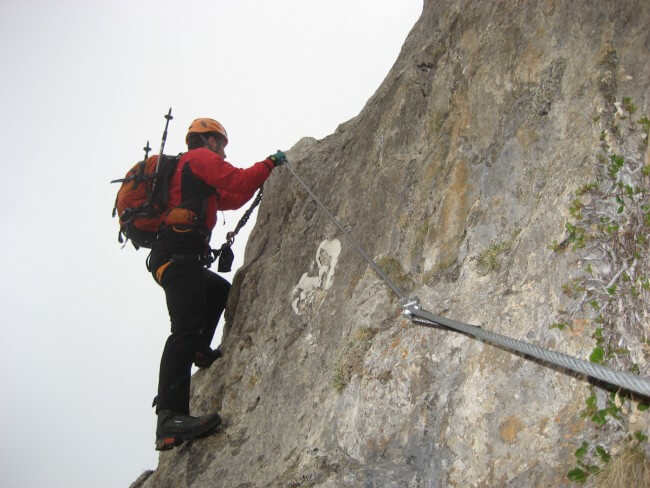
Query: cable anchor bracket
400 296 421 319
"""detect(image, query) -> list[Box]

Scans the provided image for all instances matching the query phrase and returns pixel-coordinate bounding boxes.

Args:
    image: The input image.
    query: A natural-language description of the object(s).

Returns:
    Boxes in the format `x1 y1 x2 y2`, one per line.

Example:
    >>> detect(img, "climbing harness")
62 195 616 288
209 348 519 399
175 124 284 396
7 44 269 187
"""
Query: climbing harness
283 161 650 398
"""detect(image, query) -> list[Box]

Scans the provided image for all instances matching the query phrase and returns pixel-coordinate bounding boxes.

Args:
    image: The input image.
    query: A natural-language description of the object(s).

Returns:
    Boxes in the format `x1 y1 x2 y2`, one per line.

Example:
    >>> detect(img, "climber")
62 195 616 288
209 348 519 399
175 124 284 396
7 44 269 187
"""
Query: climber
148 117 286 450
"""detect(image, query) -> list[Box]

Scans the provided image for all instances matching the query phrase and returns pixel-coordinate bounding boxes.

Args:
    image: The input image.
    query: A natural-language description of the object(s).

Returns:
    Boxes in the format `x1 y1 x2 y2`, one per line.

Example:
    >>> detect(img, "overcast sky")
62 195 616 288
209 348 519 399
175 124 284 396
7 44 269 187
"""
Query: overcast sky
0 2 422 487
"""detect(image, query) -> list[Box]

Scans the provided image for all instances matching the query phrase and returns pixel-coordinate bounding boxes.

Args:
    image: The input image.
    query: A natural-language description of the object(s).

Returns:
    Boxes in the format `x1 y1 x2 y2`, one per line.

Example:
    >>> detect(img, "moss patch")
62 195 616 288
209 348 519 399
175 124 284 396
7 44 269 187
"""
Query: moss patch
332 328 378 393
377 256 411 289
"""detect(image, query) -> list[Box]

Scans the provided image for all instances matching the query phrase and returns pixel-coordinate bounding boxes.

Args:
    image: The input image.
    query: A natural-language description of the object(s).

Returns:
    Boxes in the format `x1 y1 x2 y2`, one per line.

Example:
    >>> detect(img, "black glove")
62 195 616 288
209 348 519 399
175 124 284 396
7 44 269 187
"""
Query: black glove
268 150 287 167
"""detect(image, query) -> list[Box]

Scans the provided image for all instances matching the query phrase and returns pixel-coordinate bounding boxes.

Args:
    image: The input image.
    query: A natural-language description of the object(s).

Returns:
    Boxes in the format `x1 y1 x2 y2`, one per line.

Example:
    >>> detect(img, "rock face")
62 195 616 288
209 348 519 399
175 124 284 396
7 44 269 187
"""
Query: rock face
136 1 650 486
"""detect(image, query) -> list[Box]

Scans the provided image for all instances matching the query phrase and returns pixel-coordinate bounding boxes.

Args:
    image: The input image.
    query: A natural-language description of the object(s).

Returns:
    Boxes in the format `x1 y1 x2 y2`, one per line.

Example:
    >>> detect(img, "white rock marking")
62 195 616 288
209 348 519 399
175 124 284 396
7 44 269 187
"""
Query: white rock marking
291 239 342 315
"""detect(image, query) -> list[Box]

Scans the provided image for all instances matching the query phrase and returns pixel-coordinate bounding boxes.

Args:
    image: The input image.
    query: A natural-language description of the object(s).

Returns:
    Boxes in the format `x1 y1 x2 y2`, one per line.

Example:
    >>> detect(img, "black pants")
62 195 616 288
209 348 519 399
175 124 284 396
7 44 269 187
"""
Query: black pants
155 262 231 414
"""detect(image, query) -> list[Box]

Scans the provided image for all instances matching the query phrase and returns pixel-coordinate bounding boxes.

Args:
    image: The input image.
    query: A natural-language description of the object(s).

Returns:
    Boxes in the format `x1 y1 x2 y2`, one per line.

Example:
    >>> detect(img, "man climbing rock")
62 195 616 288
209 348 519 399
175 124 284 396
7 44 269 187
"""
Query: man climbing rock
148 117 286 450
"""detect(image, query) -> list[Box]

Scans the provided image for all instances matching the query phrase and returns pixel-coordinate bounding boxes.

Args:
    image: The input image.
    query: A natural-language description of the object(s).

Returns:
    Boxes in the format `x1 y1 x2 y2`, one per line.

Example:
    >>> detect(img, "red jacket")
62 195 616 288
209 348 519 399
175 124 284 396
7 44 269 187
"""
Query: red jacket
166 148 274 232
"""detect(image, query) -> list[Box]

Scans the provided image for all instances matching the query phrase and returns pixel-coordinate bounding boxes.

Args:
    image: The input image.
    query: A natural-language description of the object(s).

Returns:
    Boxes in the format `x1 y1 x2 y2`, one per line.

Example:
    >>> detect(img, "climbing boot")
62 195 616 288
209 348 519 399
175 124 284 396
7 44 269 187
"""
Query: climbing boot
194 345 223 368
155 409 222 451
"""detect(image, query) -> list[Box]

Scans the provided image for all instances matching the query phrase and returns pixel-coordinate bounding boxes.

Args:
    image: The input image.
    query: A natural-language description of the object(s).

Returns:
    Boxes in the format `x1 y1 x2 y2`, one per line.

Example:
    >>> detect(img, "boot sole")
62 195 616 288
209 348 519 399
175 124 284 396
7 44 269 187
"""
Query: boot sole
155 436 185 451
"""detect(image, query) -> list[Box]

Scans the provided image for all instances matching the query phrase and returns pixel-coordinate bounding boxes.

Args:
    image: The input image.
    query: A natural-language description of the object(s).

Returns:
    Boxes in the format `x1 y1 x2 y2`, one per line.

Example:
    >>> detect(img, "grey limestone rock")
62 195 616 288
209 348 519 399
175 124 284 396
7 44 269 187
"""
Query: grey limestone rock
138 1 650 486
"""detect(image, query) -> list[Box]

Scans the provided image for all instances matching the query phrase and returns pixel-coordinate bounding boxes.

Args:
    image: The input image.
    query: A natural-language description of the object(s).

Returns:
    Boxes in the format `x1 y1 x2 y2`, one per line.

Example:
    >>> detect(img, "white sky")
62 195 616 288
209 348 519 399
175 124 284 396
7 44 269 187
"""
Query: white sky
0 2 422 487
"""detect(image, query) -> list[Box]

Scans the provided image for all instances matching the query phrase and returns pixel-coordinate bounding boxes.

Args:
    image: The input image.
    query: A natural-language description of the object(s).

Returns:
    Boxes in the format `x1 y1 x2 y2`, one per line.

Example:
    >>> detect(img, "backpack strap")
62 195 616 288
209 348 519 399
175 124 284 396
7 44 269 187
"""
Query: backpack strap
179 163 218 228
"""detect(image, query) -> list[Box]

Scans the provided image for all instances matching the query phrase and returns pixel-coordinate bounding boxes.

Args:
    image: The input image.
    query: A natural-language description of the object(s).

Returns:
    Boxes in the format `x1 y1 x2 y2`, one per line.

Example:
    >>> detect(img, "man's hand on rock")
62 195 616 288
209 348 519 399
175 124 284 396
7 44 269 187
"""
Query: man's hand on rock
268 150 287 167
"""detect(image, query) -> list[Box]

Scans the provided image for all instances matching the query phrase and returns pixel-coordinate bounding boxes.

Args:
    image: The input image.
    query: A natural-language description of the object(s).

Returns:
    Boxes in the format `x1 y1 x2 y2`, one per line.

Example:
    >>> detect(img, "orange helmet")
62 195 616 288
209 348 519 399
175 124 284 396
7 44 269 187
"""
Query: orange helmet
185 118 228 145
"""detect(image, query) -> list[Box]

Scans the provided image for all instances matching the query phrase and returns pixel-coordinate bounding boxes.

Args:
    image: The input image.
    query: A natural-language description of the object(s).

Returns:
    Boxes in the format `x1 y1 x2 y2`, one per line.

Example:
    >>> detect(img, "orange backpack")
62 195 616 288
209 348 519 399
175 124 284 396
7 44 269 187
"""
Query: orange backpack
111 153 180 249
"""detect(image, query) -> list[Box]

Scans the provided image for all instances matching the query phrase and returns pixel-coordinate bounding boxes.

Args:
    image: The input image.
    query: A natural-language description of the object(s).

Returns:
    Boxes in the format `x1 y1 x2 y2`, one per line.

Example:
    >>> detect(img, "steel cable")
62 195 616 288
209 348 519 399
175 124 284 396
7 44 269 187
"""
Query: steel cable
404 303 650 397
283 161 650 398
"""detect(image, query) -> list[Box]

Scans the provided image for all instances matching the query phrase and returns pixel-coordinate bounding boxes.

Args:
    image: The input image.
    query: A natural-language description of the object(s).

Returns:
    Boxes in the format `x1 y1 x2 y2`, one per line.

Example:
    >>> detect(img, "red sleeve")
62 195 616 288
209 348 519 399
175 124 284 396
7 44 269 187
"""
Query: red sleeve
188 148 273 210
217 189 258 210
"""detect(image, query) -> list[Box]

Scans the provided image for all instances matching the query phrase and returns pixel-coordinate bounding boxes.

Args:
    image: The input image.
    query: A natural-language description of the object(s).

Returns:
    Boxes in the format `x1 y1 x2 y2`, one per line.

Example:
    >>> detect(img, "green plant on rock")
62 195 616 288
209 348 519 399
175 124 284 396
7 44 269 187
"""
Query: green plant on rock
568 391 642 484
622 96 637 115
564 222 588 250
638 115 649 150
568 441 602 483
549 321 571 331
589 346 605 364
577 182 600 196
477 240 512 274
561 278 586 299
608 154 625 179
580 389 622 426
551 97 650 485
331 366 348 393
570 198 584 219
